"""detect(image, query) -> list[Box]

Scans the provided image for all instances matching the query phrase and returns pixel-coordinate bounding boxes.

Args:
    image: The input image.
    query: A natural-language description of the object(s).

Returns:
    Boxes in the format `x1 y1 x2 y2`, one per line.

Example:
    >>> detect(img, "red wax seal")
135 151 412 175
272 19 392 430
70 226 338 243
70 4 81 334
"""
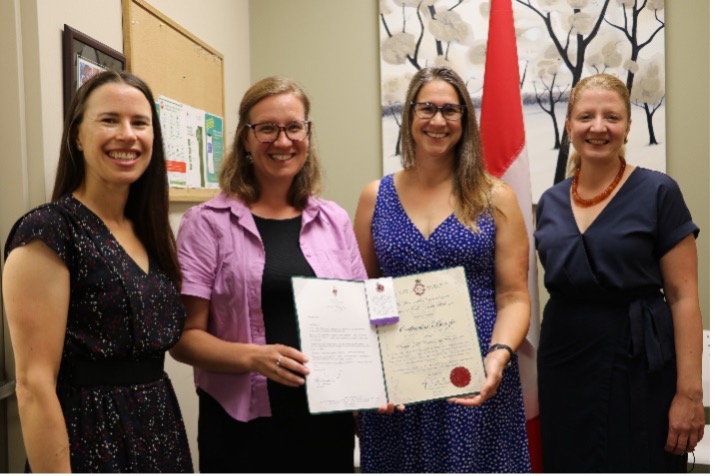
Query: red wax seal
450 366 471 388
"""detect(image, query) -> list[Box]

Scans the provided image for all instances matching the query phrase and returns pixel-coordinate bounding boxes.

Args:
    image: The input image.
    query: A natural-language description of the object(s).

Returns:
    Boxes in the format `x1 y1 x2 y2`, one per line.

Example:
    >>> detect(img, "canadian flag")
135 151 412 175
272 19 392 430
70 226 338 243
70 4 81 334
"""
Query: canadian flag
480 0 542 471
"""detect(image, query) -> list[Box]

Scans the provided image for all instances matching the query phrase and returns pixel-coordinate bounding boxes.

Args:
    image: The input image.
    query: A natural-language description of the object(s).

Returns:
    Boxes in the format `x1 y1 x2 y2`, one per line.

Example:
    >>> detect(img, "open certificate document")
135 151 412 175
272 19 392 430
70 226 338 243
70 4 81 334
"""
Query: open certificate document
291 266 485 414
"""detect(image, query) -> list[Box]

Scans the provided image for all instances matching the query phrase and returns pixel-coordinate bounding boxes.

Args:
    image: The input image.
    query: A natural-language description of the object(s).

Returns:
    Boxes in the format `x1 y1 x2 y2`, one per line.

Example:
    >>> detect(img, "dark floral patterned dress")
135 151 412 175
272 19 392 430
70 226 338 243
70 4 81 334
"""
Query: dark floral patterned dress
4 195 193 473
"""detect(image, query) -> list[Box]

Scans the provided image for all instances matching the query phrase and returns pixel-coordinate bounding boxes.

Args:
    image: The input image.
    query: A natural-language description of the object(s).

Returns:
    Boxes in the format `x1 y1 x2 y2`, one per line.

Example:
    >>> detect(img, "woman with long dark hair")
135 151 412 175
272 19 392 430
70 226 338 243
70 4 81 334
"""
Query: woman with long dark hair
3 70 192 472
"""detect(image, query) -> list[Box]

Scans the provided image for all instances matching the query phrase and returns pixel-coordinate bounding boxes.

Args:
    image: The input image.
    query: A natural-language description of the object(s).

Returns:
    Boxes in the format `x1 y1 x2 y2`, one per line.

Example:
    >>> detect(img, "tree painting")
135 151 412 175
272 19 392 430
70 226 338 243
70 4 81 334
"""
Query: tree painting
378 0 666 202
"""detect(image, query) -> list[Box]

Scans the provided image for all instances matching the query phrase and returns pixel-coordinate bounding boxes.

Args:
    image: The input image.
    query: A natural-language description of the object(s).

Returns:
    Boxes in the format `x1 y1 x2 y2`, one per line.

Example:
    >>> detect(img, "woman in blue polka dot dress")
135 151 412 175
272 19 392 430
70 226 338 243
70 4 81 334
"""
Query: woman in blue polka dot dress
354 66 532 472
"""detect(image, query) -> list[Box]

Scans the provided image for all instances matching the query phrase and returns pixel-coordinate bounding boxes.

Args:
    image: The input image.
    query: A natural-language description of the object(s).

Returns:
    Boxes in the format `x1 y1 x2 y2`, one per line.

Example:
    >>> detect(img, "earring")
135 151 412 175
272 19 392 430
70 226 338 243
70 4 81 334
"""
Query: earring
624 138 628 144
246 153 253 163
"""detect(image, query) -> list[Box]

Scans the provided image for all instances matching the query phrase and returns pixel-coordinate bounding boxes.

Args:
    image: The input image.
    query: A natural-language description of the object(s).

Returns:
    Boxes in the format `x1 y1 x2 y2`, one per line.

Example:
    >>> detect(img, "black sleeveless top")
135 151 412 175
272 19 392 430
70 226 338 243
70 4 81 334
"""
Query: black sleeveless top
253 214 315 417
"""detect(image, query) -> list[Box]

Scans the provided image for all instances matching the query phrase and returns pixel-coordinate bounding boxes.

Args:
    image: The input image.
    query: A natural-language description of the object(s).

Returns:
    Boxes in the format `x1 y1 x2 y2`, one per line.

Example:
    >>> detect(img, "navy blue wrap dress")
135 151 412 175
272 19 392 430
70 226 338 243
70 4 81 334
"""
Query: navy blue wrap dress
534 167 697 472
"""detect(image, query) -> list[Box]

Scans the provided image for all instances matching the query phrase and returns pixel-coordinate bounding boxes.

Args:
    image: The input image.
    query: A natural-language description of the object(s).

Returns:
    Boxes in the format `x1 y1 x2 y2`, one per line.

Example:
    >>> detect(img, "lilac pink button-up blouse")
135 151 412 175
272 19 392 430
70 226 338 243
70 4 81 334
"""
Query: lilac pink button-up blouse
176 192 367 422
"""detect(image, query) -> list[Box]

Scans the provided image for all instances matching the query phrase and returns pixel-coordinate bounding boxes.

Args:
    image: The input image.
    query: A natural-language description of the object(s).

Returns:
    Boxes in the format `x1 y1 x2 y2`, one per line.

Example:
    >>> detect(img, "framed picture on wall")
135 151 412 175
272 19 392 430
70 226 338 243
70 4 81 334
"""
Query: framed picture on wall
62 24 125 116
77 56 105 88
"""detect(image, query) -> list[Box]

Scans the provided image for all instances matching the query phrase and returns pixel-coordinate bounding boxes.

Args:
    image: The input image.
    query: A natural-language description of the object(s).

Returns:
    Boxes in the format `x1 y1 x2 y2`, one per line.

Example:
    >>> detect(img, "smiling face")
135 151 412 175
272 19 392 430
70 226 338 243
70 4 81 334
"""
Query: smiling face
75 82 153 190
566 88 631 165
410 79 463 162
245 93 309 188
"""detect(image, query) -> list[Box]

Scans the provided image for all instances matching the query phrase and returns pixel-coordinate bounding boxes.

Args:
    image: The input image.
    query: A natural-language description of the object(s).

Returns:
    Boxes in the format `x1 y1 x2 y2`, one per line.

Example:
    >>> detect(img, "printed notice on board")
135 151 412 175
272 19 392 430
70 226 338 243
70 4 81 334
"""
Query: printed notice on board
204 113 223 188
157 95 224 189
157 96 186 188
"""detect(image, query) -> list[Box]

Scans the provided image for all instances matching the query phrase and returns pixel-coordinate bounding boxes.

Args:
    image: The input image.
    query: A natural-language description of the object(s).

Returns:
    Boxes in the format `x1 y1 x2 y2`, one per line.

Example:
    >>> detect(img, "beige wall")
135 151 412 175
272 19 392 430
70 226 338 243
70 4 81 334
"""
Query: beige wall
663 2 710 329
249 0 383 218
0 0 709 472
0 0 27 470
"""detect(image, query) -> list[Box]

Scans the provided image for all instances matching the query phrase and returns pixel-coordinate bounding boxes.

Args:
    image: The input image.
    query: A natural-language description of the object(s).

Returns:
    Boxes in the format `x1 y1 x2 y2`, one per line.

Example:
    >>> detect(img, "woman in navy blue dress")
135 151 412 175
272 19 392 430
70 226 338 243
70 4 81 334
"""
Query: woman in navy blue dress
3 71 192 472
354 66 532 472
535 73 705 472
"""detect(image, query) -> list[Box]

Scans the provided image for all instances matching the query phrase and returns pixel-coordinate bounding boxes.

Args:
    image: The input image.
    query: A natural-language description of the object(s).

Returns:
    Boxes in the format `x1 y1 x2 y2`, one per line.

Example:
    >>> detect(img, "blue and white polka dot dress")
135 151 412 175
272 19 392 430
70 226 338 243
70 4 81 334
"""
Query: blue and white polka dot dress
358 174 531 473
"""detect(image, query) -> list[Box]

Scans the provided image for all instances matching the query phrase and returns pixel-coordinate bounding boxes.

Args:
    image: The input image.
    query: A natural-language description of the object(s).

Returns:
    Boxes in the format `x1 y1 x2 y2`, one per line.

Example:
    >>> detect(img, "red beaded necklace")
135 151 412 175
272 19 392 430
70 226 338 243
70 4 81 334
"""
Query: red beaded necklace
571 156 626 207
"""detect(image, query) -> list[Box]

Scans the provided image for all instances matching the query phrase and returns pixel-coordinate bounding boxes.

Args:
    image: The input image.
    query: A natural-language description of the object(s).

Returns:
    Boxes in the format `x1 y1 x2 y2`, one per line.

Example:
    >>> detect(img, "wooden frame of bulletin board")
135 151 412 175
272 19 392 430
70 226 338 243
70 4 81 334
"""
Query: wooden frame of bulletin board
121 0 225 202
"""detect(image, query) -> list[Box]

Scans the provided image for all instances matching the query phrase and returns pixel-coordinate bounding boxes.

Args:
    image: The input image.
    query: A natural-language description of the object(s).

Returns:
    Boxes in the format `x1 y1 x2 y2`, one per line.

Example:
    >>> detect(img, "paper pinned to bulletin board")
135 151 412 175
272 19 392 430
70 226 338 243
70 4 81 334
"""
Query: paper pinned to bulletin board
122 0 225 202
204 113 224 187
157 96 224 190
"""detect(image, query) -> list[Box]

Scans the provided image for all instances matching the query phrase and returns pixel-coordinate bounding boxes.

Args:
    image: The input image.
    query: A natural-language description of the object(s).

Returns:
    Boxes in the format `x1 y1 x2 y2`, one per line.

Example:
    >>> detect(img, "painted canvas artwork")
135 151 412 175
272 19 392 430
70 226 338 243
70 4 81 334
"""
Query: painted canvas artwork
378 0 665 204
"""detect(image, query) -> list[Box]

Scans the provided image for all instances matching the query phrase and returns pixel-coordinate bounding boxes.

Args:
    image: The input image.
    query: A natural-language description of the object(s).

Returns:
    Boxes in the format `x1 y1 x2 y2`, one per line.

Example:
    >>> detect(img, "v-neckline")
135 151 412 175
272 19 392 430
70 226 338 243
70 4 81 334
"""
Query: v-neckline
70 196 151 276
390 175 454 241
571 166 638 235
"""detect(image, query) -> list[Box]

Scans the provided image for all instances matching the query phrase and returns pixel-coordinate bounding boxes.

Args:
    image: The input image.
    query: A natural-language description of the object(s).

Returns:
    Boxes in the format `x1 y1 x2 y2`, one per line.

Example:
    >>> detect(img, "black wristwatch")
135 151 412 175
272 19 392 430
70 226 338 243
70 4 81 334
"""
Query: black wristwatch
487 343 515 367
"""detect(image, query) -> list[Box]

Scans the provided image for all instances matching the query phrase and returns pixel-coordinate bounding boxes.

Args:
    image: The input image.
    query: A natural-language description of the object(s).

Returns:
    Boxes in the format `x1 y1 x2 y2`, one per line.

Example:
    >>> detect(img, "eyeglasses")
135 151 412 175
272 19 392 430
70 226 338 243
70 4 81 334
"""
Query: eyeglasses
246 121 311 143
411 102 466 121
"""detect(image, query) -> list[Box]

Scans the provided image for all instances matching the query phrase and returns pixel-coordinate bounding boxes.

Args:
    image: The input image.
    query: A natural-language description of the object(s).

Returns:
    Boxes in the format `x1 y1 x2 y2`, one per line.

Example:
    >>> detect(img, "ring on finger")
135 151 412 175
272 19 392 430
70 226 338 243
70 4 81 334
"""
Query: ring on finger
276 355 284 368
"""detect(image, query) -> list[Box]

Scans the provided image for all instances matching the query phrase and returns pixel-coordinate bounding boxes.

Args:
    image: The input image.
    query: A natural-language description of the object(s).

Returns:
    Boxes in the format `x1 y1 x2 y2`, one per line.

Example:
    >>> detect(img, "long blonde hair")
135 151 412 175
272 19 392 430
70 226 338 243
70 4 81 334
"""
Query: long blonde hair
219 76 321 208
566 73 631 175
401 67 496 230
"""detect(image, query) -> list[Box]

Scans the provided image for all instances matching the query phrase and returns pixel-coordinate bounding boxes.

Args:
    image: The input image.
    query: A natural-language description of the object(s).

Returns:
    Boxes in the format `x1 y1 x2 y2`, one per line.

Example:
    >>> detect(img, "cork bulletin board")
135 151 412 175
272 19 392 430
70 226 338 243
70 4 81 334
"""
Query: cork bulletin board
121 0 224 202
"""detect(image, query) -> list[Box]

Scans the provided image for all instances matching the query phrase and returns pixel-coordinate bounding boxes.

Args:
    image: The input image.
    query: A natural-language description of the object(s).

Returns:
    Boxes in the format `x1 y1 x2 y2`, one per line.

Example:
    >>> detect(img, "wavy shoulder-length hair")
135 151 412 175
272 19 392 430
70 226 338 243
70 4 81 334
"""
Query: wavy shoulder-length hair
53 70 181 287
566 73 631 175
219 76 321 209
400 66 496 230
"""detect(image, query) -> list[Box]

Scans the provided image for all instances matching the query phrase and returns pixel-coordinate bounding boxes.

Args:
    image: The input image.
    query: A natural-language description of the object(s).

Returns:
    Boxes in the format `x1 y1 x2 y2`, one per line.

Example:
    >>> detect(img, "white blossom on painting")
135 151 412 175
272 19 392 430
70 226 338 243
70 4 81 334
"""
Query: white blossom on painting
379 0 666 203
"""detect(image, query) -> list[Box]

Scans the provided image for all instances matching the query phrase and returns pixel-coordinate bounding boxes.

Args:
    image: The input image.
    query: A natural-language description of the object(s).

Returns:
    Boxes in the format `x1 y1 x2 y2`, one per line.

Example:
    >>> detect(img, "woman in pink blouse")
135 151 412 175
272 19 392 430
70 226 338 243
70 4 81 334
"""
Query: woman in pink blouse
170 76 366 473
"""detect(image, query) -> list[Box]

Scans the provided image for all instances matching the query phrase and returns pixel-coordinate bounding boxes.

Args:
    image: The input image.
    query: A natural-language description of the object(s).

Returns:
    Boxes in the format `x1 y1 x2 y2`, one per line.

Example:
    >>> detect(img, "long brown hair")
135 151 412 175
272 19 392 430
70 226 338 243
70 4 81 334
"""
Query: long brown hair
53 70 181 287
219 76 321 209
401 66 496 230
566 73 631 175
